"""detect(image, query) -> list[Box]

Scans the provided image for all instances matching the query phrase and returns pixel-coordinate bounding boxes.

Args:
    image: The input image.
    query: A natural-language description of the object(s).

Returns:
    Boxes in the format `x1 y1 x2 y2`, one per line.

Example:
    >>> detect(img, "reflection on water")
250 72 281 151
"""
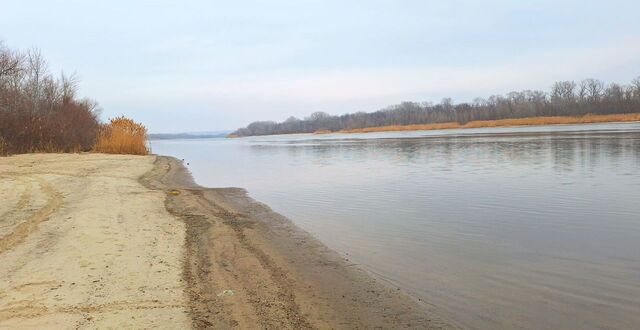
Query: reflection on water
152 123 640 329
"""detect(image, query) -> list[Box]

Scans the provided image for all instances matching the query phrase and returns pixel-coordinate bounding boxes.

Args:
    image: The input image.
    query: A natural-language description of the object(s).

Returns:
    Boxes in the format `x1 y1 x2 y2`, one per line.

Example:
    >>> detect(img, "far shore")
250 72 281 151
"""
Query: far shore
0 153 449 329
334 113 640 134
228 113 640 138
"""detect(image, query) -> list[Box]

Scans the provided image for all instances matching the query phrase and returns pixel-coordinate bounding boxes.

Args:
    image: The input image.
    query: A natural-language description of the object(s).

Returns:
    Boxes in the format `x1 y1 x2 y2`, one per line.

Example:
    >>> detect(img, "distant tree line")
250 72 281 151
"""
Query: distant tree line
231 76 640 136
0 41 101 155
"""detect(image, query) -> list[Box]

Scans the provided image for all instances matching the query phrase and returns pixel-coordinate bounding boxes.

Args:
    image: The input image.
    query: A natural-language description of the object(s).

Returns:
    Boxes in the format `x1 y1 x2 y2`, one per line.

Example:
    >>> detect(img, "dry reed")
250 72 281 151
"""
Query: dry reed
338 113 640 134
93 116 149 155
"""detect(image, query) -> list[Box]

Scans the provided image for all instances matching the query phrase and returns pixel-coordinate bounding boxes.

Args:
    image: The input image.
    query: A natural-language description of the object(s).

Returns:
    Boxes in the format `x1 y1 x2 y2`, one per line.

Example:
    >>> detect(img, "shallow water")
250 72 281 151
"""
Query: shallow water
152 122 640 329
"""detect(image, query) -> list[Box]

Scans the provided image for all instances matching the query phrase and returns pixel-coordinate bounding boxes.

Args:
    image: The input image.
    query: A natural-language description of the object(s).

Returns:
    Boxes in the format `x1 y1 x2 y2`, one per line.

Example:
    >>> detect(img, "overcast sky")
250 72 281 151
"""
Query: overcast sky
2 0 640 133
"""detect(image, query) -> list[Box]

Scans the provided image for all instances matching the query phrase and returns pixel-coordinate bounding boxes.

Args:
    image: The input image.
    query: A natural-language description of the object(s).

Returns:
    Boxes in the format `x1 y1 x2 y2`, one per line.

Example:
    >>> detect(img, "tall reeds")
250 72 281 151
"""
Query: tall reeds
93 116 149 155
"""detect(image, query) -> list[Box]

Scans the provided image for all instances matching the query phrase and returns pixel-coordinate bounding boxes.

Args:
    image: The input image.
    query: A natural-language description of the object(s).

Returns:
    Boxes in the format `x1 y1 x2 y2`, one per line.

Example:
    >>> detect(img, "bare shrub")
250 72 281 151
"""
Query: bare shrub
0 42 100 155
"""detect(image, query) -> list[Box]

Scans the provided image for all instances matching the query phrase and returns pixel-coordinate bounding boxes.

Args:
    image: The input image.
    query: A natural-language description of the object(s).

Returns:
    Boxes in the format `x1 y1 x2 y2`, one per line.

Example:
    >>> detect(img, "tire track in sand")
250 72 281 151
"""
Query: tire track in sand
0 178 31 225
0 299 187 321
0 176 63 254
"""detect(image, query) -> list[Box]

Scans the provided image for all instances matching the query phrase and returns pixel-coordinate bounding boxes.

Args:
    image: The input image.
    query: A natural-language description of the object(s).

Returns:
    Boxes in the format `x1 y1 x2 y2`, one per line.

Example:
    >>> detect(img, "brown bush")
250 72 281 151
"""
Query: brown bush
1 42 100 155
93 116 149 155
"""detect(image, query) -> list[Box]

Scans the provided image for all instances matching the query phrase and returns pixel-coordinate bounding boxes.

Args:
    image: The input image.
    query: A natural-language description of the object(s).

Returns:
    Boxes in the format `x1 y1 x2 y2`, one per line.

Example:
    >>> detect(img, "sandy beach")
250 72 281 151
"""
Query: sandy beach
0 153 449 329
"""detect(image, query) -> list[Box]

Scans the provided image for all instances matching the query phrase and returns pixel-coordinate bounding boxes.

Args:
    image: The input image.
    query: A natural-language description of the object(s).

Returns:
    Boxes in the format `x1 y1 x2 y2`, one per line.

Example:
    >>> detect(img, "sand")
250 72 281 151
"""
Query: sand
0 154 189 329
0 153 450 329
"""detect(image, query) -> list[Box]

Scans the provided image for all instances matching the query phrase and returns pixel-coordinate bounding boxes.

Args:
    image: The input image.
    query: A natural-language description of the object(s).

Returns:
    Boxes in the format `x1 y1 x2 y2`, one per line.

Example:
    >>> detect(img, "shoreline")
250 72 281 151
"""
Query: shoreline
337 114 640 134
229 113 640 138
0 153 451 329
143 155 452 328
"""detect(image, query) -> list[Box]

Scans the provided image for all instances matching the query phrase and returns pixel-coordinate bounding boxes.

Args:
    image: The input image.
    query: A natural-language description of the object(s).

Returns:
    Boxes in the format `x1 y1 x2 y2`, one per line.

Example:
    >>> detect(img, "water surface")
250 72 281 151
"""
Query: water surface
152 122 640 329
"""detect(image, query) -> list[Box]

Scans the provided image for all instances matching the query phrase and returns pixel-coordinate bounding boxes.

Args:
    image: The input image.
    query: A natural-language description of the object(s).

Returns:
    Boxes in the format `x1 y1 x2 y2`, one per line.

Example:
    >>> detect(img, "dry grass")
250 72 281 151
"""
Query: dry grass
338 113 640 134
340 122 459 133
313 129 332 134
93 116 149 155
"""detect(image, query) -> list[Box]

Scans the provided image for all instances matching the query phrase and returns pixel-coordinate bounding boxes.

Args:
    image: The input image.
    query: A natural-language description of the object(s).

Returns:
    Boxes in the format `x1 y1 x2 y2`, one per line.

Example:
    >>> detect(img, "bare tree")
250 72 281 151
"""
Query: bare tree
631 76 640 99
0 42 23 78
584 78 604 102
60 72 80 104
578 80 589 102
441 98 454 111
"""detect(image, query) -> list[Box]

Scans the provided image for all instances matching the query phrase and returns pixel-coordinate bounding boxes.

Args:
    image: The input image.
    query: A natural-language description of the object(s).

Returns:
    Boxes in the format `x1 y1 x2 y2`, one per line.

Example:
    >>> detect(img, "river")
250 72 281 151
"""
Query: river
151 122 640 329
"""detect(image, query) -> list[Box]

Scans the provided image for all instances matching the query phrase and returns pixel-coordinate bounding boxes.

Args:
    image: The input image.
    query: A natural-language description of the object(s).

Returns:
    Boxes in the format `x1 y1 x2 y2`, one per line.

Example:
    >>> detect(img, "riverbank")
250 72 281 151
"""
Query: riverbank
336 113 640 134
0 153 450 329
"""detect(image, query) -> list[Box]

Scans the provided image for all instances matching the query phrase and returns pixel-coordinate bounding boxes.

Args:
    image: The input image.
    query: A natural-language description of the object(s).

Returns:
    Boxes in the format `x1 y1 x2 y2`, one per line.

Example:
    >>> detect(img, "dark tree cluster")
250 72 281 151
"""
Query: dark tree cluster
0 41 101 155
231 76 640 137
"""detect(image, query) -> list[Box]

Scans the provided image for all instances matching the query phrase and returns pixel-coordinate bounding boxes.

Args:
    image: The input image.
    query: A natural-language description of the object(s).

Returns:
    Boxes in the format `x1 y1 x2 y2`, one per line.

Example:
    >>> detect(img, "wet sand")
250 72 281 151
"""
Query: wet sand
0 153 450 329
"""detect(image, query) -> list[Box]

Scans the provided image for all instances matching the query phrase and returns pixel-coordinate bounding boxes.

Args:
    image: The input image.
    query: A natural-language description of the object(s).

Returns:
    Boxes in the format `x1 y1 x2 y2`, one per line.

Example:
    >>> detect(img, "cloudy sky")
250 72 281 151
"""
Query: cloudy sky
2 0 640 133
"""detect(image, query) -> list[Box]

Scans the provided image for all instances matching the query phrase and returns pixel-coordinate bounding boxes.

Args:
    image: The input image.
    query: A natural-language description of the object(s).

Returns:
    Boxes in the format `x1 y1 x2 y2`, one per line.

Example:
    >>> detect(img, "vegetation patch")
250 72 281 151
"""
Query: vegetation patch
0 42 100 155
93 116 149 155
1 41 149 156
340 113 640 133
